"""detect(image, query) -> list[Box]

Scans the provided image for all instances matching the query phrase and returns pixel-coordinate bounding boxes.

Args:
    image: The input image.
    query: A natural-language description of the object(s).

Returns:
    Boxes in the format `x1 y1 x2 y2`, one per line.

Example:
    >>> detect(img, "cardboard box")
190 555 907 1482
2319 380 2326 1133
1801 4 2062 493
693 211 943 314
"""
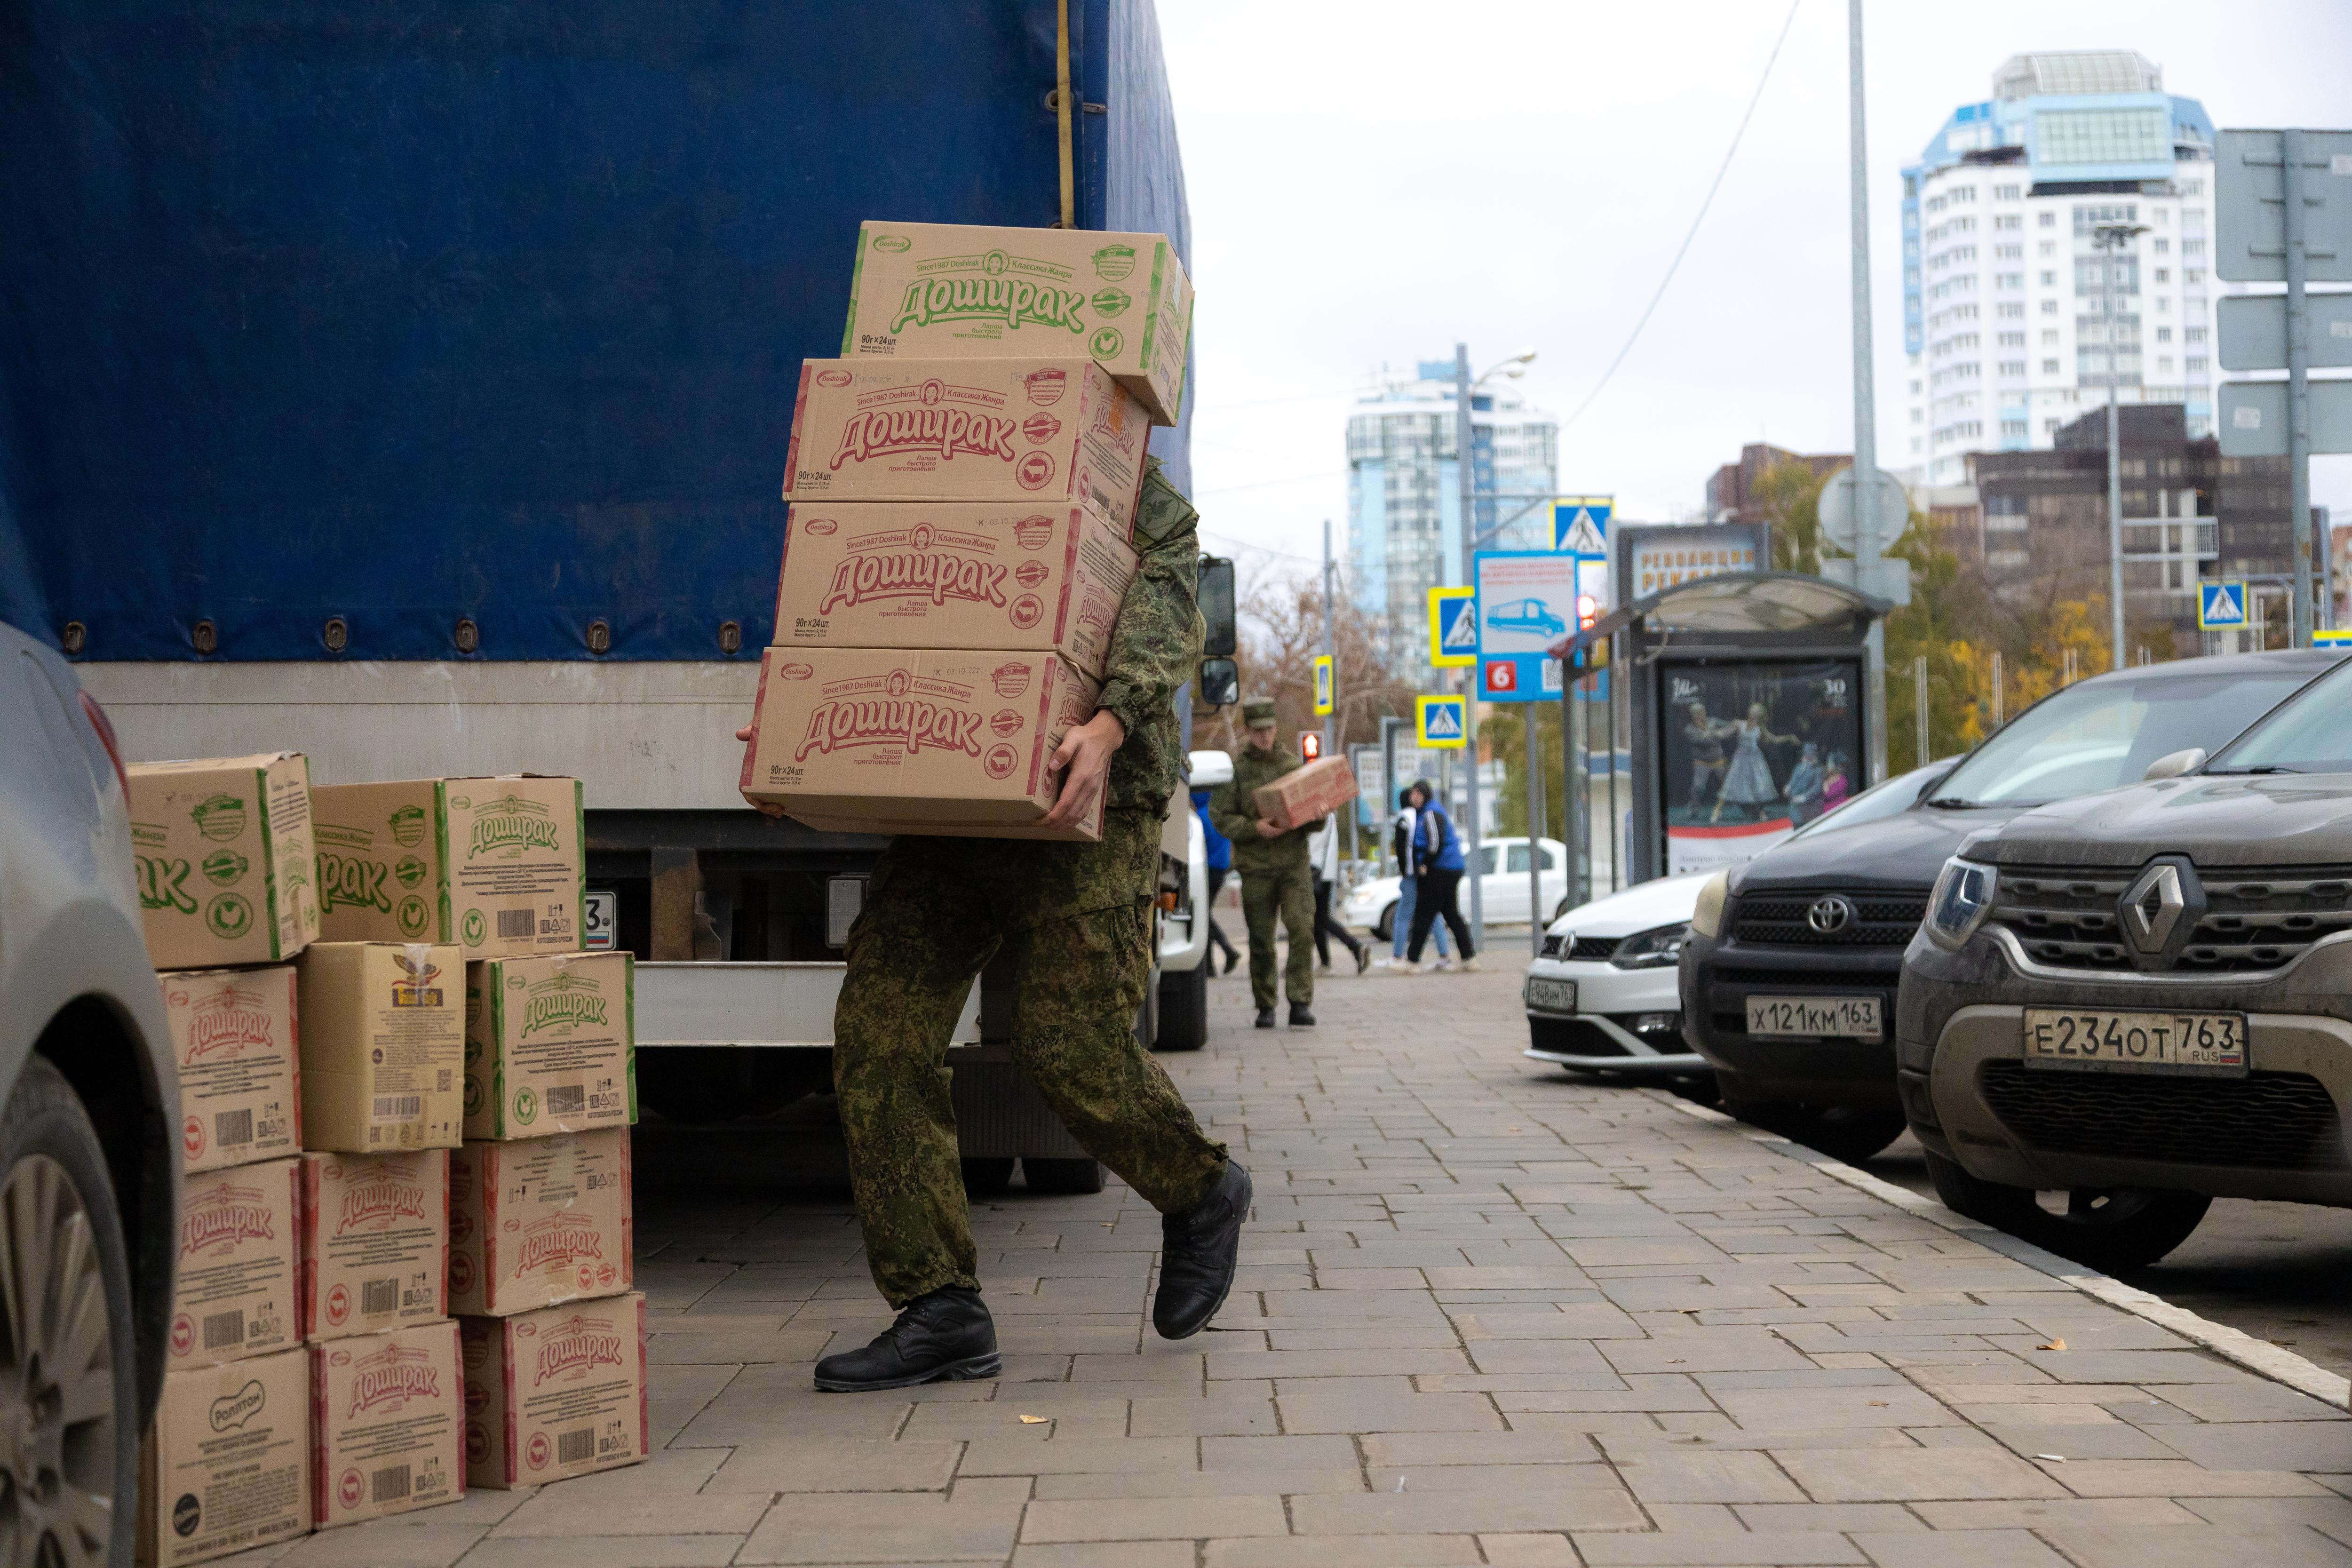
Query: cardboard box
128 754 319 970
465 952 636 1140
310 1322 464 1528
448 1129 633 1317
738 647 1104 841
310 776 585 959
773 501 1136 679
841 222 1193 425
299 1150 450 1341
170 1159 300 1368
461 1294 647 1489
781 357 1148 521
296 943 465 1154
138 1345 310 1567
162 966 302 1173
1253 756 1358 832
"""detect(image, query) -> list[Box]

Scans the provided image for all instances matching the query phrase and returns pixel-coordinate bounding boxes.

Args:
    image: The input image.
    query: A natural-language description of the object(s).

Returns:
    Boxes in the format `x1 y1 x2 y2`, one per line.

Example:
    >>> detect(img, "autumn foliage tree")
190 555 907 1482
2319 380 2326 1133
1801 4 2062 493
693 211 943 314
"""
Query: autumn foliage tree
1198 564 1415 765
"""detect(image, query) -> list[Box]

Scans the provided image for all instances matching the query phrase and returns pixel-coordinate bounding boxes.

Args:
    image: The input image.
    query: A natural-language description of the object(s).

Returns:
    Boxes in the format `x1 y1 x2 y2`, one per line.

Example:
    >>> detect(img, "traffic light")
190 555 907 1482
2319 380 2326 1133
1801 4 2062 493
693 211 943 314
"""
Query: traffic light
1577 593 1598 629
1299 732 1323 762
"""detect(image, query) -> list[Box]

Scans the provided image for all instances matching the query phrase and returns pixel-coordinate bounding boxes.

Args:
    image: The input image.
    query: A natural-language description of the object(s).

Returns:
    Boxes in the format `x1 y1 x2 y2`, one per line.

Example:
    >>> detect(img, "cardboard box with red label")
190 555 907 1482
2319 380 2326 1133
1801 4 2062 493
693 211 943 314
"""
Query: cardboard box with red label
781 357 1147 522
170 1159 300 1368
299 1149 449 1341
738 647 1103 841
296 942 465 1154
461 1293 647 1489
1253 756 1358 832
309 1321 464 1528
772 500 1136 679
448 1129 633 1316
138 1345 310 1567
163 965 302 1173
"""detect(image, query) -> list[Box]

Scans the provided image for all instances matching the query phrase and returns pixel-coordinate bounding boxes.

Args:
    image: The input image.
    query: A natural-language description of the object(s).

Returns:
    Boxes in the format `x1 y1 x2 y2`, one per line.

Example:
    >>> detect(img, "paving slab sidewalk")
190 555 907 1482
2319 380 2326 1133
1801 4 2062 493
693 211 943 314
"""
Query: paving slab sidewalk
230 961 2352 1568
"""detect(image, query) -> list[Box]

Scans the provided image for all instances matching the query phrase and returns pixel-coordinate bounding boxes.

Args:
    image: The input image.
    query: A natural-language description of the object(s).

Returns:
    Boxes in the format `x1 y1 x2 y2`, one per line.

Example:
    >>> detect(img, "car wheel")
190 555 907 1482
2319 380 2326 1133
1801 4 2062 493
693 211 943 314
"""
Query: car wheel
1922 1150 2211 1272
1154 962 1208 1052
1373 902 1397 942
961 1157 1016 1196
1023 1158 1106 1195
1724 1099 1908 1164
0 1055 138 1568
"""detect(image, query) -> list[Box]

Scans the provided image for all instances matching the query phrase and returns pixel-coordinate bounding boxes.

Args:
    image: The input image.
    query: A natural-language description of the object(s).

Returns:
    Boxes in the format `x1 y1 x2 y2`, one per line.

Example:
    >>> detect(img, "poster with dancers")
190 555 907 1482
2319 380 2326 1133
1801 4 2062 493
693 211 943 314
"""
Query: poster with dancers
1658 660 1862 875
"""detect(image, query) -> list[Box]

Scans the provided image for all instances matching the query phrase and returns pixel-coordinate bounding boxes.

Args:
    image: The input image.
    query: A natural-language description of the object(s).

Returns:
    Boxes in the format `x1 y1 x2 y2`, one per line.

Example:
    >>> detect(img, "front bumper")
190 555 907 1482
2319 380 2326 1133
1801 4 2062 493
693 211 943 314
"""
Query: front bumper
1679 931 1902 1109
1901 928 2352 1205
1522 957 1701 1075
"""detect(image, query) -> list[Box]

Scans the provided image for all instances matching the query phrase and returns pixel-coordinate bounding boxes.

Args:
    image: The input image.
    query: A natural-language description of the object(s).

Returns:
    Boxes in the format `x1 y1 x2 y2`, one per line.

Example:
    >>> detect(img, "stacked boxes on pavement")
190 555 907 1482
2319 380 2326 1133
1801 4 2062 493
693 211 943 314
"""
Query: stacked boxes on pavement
740 222 1193 840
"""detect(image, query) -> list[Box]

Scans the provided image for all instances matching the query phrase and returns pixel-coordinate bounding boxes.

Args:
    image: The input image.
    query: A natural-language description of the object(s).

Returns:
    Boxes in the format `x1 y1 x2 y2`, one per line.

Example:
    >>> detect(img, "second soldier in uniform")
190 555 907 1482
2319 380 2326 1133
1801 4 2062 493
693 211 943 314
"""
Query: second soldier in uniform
1210 702 1323 1029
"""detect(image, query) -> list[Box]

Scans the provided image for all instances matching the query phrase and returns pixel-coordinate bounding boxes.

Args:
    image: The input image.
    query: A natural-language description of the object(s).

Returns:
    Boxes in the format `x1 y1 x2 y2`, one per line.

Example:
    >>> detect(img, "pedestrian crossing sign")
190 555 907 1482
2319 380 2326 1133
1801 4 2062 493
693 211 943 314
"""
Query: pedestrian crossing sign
1428 585 1478 669
1415 694 1467 749
1312 654 1335 716
2317 627 2352 645
2198 580 2250 629
1552 496 1612 557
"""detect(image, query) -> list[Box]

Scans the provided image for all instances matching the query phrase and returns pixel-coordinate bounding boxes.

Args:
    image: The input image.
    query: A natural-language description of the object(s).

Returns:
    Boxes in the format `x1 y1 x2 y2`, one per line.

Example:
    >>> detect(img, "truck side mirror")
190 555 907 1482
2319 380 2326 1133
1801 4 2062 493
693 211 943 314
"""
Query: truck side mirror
1198 556 1236 657
1197 658 1239 710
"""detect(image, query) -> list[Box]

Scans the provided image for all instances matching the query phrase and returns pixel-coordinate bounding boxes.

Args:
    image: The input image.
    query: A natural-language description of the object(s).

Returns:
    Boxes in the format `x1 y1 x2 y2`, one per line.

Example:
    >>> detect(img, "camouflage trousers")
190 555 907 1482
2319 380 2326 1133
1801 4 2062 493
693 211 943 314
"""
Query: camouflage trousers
1240 860 1316 1011
832 809 1230 1307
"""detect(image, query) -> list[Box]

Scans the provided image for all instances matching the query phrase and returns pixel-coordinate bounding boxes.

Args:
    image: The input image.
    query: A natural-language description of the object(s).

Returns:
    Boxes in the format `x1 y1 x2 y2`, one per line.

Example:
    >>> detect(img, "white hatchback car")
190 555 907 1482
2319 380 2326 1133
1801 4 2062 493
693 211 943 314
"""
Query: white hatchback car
1522 872 1714 1075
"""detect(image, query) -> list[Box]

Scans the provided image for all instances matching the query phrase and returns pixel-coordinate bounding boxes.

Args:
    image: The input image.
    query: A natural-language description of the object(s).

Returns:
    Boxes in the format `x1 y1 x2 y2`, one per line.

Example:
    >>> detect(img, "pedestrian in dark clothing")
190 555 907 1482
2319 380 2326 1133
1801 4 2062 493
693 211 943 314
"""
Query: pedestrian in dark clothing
1307 819 1370 973
1403 780 1478 971
1193 788 1239 975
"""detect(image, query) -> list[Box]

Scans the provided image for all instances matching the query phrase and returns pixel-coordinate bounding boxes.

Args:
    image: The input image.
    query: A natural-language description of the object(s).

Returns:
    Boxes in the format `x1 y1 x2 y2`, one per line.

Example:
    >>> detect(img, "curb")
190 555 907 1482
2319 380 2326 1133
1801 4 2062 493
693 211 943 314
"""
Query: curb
1650 1091 2352 1410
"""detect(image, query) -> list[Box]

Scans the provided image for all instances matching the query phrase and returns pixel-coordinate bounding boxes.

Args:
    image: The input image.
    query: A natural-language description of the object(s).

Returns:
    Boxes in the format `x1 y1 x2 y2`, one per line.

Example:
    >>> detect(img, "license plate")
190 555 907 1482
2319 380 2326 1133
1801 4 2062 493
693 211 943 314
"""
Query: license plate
2022 1008 2247 1077
1526 977 1577 1013
1746 995 1883 1040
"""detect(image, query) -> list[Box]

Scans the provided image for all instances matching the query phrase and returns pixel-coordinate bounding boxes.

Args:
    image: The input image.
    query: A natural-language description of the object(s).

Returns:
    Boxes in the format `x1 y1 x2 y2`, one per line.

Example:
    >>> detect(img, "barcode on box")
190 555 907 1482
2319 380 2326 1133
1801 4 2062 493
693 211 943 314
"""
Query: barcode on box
361 1277 399 1316
496 909 535 939
202 1308 244 1350
214 1107 254 1147
371 1465 410 1503
371 1095 422 1122
557 1428 596 1465
547 1085 586 1117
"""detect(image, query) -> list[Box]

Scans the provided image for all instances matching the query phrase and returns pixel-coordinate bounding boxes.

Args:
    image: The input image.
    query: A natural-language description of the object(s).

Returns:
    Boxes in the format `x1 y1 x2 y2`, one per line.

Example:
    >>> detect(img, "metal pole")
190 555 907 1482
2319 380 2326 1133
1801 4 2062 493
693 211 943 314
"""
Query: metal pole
1914 655 1929 770
1991 650 2004 729
1608 631 1625 892
1320 518 1337 758
1847 0 1889 788
2286 128 2314 648
1453 344 1486 949
2103 229 2127 671
1565 685 1587 909
1526 709 1547 953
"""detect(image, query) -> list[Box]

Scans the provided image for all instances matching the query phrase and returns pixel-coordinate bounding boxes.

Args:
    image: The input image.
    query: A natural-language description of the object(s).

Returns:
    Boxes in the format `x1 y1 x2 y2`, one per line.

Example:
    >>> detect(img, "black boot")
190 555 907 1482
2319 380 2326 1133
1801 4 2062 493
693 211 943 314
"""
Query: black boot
813 1286 1000 1392
1254 1007 1276 1028
1153 1161 1252 1339
1289 1004 1316 1027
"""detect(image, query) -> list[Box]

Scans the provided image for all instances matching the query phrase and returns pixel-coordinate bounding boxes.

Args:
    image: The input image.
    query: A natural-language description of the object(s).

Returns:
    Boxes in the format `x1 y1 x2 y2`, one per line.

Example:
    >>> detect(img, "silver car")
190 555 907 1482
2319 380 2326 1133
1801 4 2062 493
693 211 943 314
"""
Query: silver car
1 618 179 1563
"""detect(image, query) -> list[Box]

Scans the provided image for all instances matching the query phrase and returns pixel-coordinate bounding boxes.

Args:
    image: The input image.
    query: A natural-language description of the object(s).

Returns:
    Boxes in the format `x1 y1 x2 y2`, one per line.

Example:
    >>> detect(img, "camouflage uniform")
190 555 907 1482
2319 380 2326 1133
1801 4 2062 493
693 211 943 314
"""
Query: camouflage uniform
832 458 1229 1308
1209 737 1322 1012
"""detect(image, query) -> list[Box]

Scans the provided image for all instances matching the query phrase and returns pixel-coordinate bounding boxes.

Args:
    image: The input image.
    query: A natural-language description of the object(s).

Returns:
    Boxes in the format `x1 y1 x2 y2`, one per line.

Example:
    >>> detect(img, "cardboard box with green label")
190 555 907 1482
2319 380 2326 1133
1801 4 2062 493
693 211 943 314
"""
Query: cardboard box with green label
464 951 636 1140
310 777 585 960
127 753 320 970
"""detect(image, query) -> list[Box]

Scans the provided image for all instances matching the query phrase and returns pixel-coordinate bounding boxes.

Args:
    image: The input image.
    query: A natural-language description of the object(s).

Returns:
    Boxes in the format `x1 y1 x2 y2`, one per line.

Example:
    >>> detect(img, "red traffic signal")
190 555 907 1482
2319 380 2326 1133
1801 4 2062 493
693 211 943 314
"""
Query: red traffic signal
1577 593 1598 629
1299 732 1323 761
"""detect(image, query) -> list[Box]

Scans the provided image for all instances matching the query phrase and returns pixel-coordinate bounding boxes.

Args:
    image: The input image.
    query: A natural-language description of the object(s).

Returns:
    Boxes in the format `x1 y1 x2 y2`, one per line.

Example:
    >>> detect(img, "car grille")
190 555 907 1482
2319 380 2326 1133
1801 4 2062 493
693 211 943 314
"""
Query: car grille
1569 936 1620 962
1979 1061 2350 1171
1730 892 1928 947
1528 1018 1629 1059
1991 864 2352 974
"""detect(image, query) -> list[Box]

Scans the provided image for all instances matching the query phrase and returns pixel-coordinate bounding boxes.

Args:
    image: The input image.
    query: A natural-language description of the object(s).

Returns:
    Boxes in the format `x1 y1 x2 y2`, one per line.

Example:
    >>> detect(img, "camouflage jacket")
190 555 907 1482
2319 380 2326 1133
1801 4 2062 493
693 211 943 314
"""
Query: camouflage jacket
1207 742 1322 876
1097 456 1207 813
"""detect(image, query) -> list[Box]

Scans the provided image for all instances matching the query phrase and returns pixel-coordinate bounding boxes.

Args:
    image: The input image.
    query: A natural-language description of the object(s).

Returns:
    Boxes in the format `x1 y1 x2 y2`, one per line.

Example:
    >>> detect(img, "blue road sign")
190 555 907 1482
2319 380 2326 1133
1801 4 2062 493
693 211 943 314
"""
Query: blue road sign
1416 694 1467 748
1429 586 1478 669
1475 550 1577 703
2199 580 2250 629
1552 497 1612 556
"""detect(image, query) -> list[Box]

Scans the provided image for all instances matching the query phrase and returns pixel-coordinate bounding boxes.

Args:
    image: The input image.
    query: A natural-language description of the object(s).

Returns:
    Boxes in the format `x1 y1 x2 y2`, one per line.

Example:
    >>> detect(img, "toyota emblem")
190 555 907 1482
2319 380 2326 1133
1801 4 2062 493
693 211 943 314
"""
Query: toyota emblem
1805 895 1856 935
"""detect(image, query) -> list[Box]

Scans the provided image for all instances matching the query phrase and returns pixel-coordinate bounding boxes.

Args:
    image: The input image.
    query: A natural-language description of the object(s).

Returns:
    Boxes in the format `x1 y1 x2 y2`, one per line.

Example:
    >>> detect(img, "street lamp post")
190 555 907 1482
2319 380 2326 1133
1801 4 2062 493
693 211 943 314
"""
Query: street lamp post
2094 220 2150 671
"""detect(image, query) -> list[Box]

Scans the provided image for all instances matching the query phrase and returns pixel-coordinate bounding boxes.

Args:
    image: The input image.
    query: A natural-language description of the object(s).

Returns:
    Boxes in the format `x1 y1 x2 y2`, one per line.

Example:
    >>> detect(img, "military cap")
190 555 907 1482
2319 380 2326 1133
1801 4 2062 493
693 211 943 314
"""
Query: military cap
1242 699 1279 727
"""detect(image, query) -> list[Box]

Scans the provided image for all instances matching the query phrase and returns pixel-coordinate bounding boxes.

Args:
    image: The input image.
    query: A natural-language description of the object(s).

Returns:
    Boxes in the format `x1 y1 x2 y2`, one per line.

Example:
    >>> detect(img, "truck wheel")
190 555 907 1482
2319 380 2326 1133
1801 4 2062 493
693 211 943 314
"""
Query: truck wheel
1023 1158 1106 1195
1923 1151 2211 1272
0 1056 138 1568
1154 963 1208 1052
1724 1099 1907 1165
1373 902 1398 942
961 1158 1015 1196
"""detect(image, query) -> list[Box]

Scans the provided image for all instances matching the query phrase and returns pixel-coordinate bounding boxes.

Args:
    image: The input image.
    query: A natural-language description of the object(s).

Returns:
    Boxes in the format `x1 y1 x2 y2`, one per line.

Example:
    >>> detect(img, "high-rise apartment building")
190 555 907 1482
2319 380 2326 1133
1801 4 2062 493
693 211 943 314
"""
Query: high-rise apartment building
1347 362 1558 677
1901 51 2218 487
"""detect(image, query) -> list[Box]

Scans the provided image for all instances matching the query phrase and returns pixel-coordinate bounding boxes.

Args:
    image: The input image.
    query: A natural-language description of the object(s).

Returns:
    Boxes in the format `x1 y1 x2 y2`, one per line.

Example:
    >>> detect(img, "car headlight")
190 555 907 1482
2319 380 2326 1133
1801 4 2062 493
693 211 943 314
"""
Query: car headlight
1924 857 1998 951
1611 922 1689 969
1689 870 1732 939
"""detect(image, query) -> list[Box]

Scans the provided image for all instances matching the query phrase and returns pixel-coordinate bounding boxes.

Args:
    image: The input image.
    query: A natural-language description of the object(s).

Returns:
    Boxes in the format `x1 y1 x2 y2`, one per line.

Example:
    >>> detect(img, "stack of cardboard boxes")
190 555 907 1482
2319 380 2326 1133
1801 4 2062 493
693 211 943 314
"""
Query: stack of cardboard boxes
740 222 1193 840
131 764 643 1565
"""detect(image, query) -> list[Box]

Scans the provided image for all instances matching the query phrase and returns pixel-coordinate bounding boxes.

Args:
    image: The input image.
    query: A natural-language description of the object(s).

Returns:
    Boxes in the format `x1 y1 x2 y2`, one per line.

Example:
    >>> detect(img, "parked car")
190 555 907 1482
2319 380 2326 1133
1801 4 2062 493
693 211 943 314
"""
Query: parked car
1900 653 2352 1270
0 618 181 1564
1526 761 1952 1081
1342 836 1569 936
1681 650 2346 1164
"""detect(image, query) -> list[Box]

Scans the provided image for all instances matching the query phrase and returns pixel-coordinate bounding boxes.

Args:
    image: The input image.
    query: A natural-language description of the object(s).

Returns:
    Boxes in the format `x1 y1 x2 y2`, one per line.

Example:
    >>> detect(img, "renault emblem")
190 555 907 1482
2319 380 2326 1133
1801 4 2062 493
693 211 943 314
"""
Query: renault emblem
2122 863 2187 953
1805 896 1856 935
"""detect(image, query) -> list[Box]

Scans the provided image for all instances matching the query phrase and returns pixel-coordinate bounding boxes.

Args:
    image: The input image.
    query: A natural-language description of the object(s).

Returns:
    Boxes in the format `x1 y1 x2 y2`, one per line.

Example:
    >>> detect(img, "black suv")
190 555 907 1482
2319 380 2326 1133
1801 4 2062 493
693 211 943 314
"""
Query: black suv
1679 650 2345 1162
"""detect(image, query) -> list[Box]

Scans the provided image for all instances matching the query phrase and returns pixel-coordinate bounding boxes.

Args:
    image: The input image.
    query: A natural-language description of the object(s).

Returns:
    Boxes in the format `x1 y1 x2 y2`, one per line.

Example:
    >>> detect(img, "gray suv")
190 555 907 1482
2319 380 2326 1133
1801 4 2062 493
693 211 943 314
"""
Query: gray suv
1900 653 2352 1271
1 619 179 1562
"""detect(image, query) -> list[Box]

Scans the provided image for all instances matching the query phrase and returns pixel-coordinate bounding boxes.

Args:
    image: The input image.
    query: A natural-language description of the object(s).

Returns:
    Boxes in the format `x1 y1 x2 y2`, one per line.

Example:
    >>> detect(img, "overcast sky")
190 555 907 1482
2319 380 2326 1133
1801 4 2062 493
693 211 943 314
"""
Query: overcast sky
1158 0 2352 575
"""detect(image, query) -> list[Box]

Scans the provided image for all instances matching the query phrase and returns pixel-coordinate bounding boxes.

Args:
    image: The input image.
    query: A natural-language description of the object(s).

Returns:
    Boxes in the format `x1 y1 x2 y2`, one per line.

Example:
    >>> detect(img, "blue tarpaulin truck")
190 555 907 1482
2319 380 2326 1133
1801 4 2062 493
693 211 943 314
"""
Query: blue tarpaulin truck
2 0 1218 1167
